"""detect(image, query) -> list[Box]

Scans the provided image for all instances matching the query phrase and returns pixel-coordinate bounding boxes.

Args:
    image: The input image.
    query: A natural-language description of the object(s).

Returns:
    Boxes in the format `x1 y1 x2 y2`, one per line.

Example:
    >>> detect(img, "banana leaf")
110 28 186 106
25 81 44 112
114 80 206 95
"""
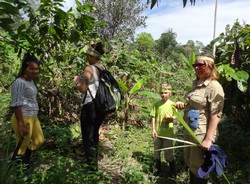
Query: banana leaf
172 107 201 145
155 136 198 151
155 144 197 151
157 136 197 145
172 107 231 183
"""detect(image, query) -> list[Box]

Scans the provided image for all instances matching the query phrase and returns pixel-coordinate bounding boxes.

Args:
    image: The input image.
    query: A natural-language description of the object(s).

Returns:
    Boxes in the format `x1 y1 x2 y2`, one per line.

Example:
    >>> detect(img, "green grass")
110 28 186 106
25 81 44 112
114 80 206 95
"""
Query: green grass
1 91 250 183
0 122 249 183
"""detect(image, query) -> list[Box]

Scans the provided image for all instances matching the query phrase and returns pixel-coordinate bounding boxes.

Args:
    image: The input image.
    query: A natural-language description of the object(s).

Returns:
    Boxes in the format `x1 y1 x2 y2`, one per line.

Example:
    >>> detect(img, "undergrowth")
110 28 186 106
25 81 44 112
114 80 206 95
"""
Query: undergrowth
1 92 250 183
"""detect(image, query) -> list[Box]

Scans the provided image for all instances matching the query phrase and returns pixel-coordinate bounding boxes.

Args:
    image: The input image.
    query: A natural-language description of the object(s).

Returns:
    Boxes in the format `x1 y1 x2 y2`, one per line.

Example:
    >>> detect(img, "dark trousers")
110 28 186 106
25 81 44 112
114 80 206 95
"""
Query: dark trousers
80 101 107 167
190 171 208 184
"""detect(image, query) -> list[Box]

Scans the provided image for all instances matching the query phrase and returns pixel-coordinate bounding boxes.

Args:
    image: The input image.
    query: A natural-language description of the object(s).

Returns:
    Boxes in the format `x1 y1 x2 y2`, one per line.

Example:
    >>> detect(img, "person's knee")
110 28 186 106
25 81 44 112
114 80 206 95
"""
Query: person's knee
33 137 45 149
39 137 45 147
40 137 45 146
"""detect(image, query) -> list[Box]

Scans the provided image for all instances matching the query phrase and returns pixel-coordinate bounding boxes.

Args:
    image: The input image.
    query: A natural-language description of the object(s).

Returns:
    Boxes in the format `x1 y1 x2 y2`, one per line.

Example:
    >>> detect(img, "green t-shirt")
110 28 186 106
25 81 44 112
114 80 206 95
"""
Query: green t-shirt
150 99 175 137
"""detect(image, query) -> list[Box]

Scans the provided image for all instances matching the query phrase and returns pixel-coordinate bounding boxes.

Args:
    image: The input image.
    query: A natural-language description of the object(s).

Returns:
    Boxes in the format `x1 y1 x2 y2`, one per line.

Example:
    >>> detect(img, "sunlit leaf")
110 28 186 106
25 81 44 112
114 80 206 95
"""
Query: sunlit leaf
237 80 248 92
129 78 147 95
49 27 56 35
138 91 159 99
232 70 249 81
172 107 201 145
179 53 190 67
180 51 196 69
217 64 235 75
118 81 128 92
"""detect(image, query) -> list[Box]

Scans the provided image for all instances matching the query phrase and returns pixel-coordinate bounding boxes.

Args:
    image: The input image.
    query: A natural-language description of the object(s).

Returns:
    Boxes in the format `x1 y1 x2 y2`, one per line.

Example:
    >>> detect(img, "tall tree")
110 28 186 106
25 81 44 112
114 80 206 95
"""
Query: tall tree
215 21 250 128
135 32 156 53
155 29 178 62
83 0 147 42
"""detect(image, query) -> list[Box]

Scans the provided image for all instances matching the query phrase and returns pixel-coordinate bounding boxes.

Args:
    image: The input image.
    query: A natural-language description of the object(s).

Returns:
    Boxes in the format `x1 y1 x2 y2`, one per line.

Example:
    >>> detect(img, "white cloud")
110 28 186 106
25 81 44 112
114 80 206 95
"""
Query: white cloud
61 0 250 45
137 0 250 45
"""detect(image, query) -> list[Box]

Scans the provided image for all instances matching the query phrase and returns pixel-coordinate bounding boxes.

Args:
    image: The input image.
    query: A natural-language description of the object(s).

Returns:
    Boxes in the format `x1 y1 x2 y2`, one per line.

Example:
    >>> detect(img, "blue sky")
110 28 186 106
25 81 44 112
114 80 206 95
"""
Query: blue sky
137 0 250 45
63 0 250 45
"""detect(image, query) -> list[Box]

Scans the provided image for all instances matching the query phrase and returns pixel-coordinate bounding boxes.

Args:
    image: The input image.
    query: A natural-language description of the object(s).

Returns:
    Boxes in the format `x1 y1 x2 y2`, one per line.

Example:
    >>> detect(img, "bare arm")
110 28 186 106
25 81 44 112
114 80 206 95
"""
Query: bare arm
74 66 93 93
14 106 28 136
151 117 157 139
174 102 186 110
201 113 220 150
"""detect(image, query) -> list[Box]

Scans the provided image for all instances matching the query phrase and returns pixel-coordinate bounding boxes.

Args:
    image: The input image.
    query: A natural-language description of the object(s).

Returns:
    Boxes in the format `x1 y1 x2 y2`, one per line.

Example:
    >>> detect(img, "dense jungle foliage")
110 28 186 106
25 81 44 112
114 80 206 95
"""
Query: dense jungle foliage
0 0 250 183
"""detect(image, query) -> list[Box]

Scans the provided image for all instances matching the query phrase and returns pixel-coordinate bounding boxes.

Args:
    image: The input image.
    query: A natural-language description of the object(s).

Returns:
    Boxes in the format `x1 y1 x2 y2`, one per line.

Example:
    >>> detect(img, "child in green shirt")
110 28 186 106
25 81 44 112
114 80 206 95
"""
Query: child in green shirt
150 83 176 177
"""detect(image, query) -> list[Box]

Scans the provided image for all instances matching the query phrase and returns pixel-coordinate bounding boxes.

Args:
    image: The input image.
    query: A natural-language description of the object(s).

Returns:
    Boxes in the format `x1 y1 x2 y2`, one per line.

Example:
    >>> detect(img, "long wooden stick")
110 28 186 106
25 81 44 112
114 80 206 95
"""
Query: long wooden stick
11 136 24 160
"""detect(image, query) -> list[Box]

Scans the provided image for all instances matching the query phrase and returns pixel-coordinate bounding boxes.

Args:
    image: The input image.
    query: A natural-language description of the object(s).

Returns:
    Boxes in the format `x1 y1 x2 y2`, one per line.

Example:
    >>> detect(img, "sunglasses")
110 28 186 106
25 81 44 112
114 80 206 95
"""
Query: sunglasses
160 92 171 94
192 63 206 68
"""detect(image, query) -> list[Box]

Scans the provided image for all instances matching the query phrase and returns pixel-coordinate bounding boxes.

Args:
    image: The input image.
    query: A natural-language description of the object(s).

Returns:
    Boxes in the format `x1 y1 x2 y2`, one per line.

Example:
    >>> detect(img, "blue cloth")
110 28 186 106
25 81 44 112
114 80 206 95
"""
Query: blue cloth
198 144 228 178
187 110 200 128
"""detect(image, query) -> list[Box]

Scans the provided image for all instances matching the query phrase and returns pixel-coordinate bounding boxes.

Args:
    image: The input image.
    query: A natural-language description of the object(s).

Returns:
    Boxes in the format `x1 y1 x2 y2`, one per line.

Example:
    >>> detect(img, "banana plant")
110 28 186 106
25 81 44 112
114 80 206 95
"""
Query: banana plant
179 51 196 69
118 77 147 131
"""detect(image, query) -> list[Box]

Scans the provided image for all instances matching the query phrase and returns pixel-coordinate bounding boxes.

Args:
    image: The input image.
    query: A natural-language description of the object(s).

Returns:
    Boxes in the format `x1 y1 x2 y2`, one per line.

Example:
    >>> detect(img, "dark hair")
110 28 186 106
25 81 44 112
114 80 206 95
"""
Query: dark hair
91 42 105 55
17 52 39 78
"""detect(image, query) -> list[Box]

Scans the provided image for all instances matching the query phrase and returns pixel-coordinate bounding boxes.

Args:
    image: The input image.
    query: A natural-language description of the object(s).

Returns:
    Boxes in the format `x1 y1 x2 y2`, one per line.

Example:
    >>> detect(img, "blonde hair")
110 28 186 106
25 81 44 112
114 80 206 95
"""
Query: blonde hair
160 83 172 92
196 53 219 80
205 61 219 80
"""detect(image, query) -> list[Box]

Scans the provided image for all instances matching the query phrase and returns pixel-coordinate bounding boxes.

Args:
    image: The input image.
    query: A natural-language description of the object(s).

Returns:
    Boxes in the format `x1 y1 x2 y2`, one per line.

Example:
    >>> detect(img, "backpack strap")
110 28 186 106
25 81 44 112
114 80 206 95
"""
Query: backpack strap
88 64 103 100
82 92 87 104
93 64 105 72
82 88 95 104
88 88 94 100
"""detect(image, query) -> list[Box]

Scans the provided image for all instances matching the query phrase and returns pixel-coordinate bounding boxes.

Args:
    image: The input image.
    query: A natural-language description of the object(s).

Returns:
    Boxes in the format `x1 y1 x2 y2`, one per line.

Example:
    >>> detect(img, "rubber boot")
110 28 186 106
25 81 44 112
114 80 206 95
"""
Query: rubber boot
193 175 208 184
25 149 33 164
169 160 176 177
24 149 33 170
153 159 161 176
189 171 195 184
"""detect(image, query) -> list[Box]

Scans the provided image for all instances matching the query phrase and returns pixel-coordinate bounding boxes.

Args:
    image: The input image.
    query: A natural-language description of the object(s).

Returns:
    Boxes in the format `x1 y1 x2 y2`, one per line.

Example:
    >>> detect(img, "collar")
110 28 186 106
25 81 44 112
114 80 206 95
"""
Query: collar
203 79 213 86
195 79 212 87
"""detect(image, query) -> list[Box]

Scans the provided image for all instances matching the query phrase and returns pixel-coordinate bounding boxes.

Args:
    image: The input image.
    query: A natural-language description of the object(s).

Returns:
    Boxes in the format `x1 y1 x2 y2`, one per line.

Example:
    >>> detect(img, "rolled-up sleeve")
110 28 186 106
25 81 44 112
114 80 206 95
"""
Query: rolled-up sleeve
208 82 224 117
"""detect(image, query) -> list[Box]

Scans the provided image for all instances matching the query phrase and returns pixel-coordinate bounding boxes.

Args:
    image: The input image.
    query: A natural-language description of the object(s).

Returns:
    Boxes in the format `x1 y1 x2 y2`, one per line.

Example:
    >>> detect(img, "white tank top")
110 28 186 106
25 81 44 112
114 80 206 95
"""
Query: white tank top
82 65 99 105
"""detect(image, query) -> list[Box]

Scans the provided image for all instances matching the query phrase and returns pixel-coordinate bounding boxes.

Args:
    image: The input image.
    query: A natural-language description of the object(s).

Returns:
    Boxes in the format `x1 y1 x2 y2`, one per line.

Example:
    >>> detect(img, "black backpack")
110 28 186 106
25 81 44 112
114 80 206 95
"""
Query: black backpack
87 65 122 113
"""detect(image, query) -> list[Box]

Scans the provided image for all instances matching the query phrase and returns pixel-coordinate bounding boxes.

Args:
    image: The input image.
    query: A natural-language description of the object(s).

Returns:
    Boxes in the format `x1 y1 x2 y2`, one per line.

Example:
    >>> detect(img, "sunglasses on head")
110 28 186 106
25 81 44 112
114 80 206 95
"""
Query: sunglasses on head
192 63 206 68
